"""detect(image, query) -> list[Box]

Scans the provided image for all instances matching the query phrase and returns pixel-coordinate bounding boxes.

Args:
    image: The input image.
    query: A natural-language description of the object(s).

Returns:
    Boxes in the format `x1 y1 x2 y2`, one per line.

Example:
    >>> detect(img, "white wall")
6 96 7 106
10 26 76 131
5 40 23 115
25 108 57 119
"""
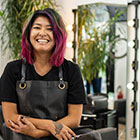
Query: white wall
0 1 11 76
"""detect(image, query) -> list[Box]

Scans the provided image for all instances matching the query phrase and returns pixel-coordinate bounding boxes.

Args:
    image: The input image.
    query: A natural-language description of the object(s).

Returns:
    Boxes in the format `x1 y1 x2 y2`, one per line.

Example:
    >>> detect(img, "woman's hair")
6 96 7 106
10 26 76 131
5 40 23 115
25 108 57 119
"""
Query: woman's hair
21 8 67 66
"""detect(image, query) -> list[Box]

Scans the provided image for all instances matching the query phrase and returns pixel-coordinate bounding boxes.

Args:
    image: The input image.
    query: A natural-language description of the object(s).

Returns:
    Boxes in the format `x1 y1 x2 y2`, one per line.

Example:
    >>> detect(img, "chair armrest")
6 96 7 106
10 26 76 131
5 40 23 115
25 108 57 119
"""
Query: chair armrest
75 127 117 140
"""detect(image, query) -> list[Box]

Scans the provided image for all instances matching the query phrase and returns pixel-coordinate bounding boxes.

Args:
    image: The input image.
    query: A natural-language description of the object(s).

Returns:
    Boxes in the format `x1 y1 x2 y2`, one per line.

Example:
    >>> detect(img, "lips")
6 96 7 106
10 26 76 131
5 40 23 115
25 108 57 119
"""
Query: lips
36 39 50 43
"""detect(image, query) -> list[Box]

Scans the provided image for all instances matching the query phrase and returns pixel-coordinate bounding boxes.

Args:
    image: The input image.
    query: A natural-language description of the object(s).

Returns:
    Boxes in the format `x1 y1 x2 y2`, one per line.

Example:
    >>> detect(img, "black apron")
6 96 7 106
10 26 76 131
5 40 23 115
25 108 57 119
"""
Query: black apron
3 62 68 140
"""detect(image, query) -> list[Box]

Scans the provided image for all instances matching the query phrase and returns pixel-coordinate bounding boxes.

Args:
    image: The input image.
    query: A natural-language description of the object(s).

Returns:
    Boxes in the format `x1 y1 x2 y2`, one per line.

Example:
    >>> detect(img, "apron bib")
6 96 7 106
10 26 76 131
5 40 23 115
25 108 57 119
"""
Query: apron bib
4 63 68 140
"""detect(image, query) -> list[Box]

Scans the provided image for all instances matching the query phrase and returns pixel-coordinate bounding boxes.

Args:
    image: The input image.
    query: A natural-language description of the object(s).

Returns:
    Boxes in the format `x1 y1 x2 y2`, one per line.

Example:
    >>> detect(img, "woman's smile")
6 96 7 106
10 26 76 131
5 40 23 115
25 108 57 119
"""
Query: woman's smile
36 38 50 46
30 16 55 53
36 39 49 43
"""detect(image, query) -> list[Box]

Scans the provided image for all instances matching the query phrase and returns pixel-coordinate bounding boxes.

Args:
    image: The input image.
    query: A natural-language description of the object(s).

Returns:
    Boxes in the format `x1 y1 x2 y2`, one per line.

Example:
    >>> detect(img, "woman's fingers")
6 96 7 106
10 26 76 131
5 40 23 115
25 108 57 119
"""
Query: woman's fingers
61 133 69 140
17 118 25 127
8 120 21 133
64 128 76 140
52 122 76 140
67 128 76 138
17 116 34 127
8 120 19 129
9 126 20 133
62 131 73 140
9 116 37 137
20 116 30 125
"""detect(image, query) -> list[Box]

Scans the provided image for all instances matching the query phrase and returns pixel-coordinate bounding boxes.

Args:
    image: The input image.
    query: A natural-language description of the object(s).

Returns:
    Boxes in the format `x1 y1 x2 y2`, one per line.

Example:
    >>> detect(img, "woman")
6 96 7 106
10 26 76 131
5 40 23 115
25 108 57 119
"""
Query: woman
0 8 86 140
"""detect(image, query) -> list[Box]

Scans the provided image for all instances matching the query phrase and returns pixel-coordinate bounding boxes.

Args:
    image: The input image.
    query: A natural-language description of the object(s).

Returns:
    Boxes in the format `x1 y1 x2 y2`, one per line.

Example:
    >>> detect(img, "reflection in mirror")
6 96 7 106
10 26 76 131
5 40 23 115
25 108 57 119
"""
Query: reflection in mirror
77 3 127 140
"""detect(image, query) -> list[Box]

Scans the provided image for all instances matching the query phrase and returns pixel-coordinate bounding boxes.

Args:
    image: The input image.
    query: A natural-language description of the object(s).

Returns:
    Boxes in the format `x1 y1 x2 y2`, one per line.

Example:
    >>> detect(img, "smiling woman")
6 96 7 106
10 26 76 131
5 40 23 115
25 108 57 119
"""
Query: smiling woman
0 8 87 140
30 16 55 56
21 9 67 66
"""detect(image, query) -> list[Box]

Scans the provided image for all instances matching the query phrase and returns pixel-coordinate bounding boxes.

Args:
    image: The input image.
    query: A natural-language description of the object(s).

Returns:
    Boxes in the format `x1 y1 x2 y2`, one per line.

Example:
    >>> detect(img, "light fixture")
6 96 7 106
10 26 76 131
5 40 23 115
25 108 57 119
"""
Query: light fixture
127 81 138 91
66 42 73 48
128 1 139 138
128 40 139 49
127 82 134 90
128 40 135 48
128 20 135 27
66 24 73 31
128 19 139 28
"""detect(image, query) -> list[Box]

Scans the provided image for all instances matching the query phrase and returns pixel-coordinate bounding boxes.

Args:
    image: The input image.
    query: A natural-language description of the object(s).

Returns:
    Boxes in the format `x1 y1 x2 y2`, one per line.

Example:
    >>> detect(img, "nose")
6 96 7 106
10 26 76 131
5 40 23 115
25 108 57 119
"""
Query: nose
39 29 47 37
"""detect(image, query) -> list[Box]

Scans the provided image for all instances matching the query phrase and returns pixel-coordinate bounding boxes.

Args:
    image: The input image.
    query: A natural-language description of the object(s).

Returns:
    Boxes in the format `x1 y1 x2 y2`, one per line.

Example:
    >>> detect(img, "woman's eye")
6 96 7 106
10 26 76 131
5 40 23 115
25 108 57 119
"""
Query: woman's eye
33 26 40 29
47 28 53 31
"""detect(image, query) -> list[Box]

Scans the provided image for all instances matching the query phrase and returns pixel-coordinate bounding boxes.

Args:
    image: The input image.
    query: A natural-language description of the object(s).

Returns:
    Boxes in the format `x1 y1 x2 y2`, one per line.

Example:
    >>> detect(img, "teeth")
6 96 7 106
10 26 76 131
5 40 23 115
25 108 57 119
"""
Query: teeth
37 39 49 43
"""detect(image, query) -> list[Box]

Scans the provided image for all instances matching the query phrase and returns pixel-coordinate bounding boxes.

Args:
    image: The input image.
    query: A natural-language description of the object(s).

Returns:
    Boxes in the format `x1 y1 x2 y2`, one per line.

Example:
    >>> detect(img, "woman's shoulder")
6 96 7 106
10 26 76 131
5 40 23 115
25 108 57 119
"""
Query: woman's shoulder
0 59 23 82
4 59 22 74
63 59 79 69
62 59 81 76
6 59 22 67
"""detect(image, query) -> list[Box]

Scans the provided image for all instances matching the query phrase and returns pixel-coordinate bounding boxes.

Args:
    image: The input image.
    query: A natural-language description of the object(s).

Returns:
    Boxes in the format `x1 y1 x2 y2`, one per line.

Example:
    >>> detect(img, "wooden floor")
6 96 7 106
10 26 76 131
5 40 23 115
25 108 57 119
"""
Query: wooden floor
118 124 126 140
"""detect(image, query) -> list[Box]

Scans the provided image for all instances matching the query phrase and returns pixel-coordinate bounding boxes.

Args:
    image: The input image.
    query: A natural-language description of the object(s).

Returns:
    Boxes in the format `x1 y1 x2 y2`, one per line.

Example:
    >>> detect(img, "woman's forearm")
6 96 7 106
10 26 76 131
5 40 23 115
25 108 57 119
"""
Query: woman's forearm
2 102 19 127
26 117 77 139
2 102 82 133
27 104 82 131
57 115 80 128
28 104 83 131
57 104 82 128
34 129 50 138
27 117 53 131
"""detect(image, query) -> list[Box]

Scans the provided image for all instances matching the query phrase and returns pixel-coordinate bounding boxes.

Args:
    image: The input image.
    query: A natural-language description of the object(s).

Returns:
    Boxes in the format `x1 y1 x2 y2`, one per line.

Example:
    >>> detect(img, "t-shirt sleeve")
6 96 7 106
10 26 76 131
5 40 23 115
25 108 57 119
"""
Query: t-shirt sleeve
67 63 87 104
0 63 18 103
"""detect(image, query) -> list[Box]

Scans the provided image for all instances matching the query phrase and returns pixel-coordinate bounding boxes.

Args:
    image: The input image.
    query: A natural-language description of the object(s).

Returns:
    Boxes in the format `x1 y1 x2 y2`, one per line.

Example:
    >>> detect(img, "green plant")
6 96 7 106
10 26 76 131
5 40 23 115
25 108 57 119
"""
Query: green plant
78 4 126 83
77 4 95 48
0 0 57 59
78 25 109 83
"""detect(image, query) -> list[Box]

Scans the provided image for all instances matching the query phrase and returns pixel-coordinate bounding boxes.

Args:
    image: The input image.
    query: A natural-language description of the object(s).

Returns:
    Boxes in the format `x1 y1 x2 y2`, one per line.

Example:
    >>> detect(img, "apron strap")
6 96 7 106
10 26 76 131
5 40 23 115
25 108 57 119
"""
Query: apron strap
19 62 66 90
21 62 26 81
58 66 66 90
21 58 26 82
58 66 63 80
19 60 27 90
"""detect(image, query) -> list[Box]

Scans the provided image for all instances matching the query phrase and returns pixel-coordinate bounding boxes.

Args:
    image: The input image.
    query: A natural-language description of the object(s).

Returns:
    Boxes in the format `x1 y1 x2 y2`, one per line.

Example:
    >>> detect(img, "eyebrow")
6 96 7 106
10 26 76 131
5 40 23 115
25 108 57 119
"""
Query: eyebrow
33 23 52 27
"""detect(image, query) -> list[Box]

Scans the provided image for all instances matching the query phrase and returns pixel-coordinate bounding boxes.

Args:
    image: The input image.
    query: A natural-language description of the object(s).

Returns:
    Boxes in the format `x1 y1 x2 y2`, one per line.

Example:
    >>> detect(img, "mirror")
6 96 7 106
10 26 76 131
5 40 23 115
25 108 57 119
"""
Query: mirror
77 3 127 140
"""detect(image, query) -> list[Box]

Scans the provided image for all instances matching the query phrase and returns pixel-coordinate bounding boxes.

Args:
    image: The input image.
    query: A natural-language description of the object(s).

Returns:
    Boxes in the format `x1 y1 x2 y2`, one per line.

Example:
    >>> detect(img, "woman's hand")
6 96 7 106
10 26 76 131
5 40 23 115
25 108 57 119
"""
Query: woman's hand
48 121 76 140
8 115 40 138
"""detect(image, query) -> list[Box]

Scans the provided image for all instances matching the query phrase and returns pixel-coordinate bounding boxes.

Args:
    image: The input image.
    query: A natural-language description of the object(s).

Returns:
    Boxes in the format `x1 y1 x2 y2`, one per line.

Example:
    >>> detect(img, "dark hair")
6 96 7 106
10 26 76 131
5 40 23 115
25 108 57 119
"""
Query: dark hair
21 8 67 66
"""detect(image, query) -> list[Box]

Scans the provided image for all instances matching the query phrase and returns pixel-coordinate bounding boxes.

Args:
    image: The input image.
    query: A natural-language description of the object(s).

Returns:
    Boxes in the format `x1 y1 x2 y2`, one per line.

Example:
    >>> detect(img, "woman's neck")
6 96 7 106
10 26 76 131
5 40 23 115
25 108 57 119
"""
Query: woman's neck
33 52 52 76
34 51 52 66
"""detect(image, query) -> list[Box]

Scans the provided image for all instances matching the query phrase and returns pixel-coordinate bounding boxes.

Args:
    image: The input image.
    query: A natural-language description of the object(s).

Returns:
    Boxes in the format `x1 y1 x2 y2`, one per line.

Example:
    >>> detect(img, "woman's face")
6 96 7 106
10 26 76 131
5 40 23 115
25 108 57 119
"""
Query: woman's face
30 16 55 54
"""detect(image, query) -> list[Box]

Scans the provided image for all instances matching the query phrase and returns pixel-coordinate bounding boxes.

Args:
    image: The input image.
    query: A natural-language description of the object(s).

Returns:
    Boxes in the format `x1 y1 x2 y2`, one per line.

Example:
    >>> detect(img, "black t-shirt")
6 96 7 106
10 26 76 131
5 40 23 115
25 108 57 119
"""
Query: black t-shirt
0 59 87 105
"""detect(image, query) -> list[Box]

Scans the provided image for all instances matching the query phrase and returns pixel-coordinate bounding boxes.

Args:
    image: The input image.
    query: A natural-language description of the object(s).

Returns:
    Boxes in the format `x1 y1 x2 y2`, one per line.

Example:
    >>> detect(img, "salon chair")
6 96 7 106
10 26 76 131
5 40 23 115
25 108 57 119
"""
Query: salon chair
74 127 117 140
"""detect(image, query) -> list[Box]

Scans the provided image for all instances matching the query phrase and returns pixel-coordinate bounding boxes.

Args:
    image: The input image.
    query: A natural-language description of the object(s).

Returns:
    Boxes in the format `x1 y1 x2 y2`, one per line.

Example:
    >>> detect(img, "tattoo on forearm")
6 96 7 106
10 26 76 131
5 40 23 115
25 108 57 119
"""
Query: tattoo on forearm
54 122 63 135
